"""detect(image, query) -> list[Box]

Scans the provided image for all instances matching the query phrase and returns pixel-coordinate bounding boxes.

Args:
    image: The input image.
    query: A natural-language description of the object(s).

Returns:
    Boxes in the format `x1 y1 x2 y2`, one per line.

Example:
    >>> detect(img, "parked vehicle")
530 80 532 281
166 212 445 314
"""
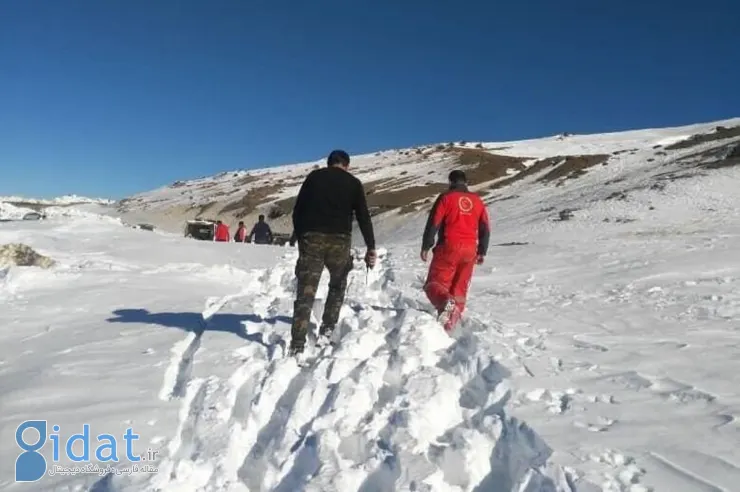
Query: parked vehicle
22 212 45 221
184 219 217 240
272 232 293 246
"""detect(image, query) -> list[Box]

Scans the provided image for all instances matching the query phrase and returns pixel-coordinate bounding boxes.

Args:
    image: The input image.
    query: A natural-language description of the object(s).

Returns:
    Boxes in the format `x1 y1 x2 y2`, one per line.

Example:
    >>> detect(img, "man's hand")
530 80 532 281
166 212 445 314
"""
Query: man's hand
476 254 485 265
420 249 429 262
365 249 377 269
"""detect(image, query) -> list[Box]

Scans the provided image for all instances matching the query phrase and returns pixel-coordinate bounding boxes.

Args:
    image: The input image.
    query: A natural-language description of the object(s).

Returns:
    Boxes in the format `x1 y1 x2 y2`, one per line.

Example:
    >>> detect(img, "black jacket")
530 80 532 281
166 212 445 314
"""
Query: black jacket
292 166 376 249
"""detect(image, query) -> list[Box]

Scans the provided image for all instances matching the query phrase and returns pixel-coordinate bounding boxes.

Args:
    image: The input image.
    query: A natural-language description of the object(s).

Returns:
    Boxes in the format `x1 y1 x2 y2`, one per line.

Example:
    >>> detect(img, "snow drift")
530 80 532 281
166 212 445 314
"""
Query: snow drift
89 248 572 492
0 209 578 492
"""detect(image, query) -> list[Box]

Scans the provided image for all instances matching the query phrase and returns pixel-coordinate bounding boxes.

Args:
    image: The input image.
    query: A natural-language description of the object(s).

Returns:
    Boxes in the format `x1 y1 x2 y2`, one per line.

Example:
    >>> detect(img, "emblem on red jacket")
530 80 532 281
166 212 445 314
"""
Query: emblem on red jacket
458 196 474 214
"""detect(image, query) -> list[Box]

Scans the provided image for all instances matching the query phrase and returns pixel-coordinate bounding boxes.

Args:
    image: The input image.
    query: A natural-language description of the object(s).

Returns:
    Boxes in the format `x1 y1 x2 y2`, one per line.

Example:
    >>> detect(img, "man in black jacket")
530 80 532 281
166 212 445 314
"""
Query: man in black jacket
288 149 377 356
249 214 273 244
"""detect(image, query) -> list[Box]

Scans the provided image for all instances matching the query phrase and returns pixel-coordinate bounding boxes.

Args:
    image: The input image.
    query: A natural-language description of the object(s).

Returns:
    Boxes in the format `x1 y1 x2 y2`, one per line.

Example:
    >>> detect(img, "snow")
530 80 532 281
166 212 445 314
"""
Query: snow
0 202 35 220
0 210 568 492
2 119 740 491
1 195 117 221
477 118 740 158
119 117 740 222
0 194 114 206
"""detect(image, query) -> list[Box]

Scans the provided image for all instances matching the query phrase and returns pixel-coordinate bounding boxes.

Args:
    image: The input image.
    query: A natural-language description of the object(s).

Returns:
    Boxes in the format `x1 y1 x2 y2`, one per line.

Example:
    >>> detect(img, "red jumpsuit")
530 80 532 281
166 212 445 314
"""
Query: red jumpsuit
214 222 230 242
421 183 491 330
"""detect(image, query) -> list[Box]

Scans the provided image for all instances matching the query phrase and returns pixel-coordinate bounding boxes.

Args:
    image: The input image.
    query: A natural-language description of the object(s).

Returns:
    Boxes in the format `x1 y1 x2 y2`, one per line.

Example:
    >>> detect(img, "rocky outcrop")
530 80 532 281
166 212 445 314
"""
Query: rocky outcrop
0 243 56 269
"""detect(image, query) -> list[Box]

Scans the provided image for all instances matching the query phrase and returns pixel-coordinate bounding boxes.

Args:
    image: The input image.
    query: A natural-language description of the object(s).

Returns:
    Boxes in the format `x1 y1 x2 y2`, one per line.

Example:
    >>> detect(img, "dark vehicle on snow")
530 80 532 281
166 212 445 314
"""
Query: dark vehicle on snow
271 232 293 246
22 212 46 221
184 219 217 241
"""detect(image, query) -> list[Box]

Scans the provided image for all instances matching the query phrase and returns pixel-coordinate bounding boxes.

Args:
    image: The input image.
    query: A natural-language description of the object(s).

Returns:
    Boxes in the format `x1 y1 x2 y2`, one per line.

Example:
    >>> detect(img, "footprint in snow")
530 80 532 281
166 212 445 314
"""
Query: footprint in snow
572 338 609 352
574 416 617 432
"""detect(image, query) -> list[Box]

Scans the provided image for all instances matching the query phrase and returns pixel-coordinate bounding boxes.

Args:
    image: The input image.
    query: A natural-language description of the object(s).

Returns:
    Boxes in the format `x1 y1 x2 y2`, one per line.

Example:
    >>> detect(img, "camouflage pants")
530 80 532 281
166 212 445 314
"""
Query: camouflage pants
290 232 353 349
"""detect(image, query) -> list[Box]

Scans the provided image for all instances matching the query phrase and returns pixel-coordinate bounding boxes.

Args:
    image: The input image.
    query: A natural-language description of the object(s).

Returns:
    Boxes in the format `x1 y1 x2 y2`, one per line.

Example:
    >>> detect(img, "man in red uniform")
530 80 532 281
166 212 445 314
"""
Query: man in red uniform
420 170 491 332
214 220 230 242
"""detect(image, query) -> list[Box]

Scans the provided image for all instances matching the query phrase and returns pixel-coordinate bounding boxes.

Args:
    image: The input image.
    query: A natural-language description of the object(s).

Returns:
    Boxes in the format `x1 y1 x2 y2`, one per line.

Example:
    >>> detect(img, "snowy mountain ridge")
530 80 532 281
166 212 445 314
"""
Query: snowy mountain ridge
0 193 121 223
0 194 114 206
116 117 740 237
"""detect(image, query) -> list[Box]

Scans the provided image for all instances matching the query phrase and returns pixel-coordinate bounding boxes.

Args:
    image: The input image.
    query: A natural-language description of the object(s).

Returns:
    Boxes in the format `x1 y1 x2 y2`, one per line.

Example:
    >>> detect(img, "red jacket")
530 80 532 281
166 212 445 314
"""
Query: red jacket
234 226 247 242
421 184 491 255
214 223 230 242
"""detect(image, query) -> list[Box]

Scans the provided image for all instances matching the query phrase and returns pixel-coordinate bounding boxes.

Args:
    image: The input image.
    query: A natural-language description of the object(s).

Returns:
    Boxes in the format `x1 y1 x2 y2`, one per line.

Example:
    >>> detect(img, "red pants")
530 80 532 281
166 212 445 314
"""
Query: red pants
423 243 478 314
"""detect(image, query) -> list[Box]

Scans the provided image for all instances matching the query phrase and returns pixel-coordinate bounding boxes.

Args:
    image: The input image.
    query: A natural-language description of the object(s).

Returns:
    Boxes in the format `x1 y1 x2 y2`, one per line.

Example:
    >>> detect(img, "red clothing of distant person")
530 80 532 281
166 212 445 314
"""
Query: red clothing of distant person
234 222 247 242
421 172 491 332
214 221 230 242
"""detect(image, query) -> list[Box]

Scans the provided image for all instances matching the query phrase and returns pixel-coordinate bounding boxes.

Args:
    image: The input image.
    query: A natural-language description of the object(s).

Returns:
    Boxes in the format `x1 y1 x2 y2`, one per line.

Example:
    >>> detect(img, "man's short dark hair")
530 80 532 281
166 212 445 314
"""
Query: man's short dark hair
448 170 466 184
258 214 265 221
327 149 350 167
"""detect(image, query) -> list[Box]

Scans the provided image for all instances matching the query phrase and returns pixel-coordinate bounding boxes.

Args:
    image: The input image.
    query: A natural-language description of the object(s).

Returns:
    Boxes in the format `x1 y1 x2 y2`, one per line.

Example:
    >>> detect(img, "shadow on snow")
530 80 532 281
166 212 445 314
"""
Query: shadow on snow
107 308 290 339
106 308 291 362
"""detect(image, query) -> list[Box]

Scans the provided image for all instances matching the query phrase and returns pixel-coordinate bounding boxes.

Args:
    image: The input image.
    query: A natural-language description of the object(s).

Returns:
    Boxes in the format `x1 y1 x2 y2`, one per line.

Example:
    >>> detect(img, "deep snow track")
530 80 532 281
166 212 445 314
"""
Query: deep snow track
93 249 573 492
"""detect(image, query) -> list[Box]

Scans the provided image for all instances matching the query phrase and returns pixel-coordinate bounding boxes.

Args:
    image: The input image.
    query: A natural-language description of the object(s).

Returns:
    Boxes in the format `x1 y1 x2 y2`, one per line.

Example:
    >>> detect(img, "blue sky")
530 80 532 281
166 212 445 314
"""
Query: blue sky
1 1 738 200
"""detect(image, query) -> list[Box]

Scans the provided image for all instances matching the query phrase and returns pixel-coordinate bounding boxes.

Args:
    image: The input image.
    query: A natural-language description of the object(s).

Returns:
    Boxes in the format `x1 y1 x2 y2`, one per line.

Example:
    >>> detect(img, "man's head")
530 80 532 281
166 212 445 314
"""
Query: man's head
216 220 222 225
448 170 467 187
238 221 244 226
258 214 265 222
327 149 350 169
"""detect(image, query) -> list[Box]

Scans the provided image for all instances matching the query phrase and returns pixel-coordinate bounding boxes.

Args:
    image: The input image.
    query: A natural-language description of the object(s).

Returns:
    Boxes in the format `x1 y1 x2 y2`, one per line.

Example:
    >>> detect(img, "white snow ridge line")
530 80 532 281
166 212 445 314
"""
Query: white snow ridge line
158 329 202 401
96 251 574 492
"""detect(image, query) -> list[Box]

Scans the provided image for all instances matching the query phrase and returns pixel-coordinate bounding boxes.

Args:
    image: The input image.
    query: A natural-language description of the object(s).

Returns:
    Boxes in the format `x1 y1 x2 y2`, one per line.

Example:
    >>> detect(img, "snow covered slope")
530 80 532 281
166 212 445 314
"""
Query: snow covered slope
117 118 740 237
2 121 740 491
0 213 571 492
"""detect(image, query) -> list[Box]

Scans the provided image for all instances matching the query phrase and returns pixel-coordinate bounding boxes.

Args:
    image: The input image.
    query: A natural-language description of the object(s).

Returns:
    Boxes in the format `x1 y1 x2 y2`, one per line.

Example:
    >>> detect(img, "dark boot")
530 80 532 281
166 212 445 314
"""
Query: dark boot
288 340 305 356
317 324 335 346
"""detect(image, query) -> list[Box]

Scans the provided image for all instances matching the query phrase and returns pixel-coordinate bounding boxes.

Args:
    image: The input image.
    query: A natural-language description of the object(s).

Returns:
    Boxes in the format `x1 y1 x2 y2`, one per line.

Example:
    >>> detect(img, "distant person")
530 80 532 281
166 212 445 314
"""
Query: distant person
288 149 377 357
420 170 491 333
214 220 230 242
234 221 248 242
249 215 273 244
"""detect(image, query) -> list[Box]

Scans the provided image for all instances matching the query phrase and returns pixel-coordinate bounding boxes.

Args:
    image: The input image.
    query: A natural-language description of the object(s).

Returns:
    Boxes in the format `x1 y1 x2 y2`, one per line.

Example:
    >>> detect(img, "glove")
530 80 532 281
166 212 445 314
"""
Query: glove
365 249 377 269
